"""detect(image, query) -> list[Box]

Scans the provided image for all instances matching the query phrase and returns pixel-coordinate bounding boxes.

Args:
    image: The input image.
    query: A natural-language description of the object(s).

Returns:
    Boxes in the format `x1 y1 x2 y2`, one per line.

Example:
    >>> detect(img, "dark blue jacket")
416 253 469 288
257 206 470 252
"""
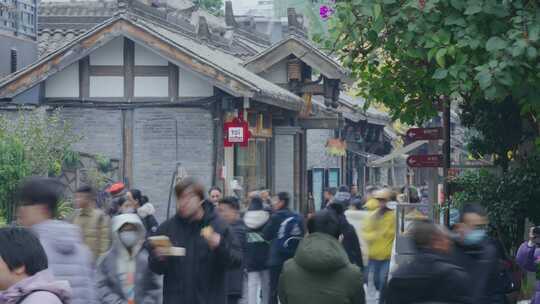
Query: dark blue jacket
262 208 304 267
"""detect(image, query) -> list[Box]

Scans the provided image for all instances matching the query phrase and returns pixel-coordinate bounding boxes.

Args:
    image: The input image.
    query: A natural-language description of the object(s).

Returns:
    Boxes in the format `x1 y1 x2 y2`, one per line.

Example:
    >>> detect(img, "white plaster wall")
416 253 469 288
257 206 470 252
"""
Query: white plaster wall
134 76 168 97
178 67 213 97
45 63 79 98
134 44 168 66
90 76 124 97
260 59 287 83
89 38 124 66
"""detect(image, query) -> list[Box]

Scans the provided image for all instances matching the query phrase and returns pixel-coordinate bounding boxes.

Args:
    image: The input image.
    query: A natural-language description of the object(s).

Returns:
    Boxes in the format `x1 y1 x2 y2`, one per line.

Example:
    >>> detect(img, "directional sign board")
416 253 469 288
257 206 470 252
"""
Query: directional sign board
406 127 443 141
407 154 443 167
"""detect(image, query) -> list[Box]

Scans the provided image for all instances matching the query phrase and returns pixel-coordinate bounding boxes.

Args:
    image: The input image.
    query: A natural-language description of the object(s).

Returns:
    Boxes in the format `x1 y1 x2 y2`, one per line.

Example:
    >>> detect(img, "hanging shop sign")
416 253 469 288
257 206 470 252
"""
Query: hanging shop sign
406 154 443 167
224 117 250 147
325 138 347 157
406 127 443 141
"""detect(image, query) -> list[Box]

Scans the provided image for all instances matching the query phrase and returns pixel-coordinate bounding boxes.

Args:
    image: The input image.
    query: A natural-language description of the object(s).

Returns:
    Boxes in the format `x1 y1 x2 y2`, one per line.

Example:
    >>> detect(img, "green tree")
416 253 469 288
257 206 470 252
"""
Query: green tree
194 0 223 15
320 0 540 130
0 108 80 222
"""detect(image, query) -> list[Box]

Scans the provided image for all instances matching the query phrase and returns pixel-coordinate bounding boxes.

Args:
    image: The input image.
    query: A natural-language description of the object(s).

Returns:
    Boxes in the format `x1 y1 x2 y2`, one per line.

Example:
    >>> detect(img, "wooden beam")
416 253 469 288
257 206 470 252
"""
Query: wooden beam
134 65 169 76
122 109 134 186
124 38 135 100
300 83 324 95
89 65 124 76
169 63 179 101
79 56 90 99
298 117 341 129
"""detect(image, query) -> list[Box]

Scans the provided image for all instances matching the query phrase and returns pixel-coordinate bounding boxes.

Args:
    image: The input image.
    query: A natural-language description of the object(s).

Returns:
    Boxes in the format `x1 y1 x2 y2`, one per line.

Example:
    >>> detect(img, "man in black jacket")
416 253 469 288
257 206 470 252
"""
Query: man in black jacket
263 192 305 304
452 204 499 304
148 178 242 304
386 220 472 304
218 196 247 304
327 199 364 271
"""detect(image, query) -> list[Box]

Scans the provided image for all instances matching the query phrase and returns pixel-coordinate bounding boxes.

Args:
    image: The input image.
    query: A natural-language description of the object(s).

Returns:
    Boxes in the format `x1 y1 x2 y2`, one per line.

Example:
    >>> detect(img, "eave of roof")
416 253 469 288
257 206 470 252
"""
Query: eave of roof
0 13 302 111
244 35 349 81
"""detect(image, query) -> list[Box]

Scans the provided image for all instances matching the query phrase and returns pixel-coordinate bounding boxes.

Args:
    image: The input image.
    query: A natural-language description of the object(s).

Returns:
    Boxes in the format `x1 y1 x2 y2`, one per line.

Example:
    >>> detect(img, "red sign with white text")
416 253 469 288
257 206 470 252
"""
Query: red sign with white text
406 127 443 141
407 154 443 167
224 118 250 147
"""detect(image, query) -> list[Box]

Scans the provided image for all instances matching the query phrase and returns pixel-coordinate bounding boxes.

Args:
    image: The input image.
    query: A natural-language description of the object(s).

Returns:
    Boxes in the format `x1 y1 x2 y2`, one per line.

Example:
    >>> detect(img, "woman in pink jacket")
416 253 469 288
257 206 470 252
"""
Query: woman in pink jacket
0 227 72 304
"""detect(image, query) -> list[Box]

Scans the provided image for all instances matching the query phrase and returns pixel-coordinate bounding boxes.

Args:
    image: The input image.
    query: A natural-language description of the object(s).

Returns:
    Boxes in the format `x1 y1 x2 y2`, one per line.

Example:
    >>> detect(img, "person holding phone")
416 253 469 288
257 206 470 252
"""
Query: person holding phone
147 178 242 304
516 226 540 304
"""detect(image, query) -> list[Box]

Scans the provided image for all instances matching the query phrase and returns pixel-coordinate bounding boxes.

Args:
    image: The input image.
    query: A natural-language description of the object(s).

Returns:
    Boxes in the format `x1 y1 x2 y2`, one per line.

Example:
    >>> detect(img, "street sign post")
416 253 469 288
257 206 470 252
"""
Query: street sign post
406 154 443 167
406 127 443 141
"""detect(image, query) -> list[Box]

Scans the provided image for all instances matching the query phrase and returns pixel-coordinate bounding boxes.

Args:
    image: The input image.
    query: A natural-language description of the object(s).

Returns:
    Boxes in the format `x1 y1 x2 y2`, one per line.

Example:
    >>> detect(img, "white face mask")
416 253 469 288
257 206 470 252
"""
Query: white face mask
386 201 398 210
119 231 139 248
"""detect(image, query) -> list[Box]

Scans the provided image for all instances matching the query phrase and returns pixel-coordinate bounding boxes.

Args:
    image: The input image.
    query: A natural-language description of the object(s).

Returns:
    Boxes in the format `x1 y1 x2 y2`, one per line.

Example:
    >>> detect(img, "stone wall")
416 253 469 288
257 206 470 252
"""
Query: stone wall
132 107 214 221
306 129 340 170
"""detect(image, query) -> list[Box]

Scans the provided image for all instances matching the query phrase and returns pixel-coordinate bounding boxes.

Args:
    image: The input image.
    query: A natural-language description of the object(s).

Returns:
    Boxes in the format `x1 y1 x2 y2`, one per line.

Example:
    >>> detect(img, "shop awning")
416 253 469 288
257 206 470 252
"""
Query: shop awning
367 140 428 167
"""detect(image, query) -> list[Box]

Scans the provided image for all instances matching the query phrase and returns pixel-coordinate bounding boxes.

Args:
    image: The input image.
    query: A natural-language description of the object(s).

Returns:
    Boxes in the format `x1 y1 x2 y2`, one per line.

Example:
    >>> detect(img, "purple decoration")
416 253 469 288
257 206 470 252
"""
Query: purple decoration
319 5 335 19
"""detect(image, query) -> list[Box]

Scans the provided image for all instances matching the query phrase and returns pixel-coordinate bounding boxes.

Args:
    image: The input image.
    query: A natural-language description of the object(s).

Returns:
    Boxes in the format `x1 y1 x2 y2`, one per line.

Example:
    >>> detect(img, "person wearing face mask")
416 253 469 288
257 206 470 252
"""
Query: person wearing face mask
96 214 161 304
148 178 242 304
452 204 498 304
362 188 396 294
385 220 472 304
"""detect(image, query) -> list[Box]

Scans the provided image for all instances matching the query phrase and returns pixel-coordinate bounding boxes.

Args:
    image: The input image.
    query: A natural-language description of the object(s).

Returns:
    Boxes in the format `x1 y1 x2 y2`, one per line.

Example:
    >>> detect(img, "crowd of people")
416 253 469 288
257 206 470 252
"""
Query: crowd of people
0 176 538 304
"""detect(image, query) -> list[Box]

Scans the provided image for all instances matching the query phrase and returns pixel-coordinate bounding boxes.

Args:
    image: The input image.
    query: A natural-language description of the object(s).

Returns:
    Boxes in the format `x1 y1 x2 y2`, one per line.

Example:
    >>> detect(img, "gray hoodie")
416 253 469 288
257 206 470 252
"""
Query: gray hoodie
96 213 161 304
32 220 97 304
0 269 71 304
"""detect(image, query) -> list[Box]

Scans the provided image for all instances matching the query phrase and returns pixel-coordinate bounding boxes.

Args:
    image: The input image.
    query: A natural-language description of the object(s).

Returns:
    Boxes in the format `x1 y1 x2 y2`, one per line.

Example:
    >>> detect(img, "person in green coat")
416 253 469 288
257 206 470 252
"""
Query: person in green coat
278 209 366 304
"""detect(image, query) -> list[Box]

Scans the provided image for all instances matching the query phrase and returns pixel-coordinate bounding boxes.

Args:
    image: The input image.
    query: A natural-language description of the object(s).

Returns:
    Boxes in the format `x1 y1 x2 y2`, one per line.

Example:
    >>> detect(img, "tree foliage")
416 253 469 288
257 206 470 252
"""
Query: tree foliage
0 108 80 222
194 0 223 15
319 0 540 126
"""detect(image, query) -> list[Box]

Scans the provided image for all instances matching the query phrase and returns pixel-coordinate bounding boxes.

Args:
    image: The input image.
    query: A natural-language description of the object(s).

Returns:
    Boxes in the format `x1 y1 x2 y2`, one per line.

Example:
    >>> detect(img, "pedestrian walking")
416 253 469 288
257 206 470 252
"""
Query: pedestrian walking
327 197 364 271
362 188 395 293
278 209 365 304
208 186 223 207
71 185 111 262
96 213 161 304
452 204 499 304
385 220 472 304
259 189 272 210
0 227 72 304
262 192 305 304
322 187 337 210
127 189 159 235
217 196 247 304
17 177 97 304
244 197 271 304
516 226 540 304
363 186 380 211
148 178 242 304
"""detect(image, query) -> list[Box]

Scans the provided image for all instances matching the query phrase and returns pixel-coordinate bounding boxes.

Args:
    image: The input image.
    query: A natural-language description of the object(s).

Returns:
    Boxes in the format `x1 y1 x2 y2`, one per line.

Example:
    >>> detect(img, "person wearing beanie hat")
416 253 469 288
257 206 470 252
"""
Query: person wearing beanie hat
243 197 271 304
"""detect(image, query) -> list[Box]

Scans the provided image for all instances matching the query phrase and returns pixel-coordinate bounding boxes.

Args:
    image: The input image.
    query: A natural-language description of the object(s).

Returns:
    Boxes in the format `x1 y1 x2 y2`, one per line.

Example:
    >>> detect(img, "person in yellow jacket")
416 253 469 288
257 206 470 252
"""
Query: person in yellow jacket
362 188 396 292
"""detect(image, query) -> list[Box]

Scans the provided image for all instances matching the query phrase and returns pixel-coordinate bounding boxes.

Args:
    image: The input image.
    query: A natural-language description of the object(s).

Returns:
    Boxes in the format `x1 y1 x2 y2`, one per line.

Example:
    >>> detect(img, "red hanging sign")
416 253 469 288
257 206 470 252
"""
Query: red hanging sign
224 117 250 147
406 127 443 141
406 154 443 167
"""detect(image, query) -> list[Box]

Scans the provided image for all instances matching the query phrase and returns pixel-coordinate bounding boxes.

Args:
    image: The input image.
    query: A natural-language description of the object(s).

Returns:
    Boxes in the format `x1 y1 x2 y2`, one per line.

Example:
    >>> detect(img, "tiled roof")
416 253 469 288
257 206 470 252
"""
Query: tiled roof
1 14 303 110
37 0 270 59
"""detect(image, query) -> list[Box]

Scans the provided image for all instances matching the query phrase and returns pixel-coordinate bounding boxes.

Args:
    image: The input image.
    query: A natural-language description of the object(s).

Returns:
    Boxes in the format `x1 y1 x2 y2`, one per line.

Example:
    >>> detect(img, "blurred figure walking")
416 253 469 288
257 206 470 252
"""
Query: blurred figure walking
0 227 72 304
72 185 111 262
148 178 242 304
452 204 499 304
96 214 161 304
385 220 472 304
17 177 97 304
263 192 305 304
362 188 395 293
217 196 247 304
278 209 365 304
244 197 271 304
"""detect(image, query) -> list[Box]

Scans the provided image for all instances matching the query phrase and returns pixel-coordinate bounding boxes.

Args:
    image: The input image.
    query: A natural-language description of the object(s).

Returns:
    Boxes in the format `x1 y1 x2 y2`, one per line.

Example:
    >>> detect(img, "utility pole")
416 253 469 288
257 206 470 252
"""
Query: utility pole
442 97 451 226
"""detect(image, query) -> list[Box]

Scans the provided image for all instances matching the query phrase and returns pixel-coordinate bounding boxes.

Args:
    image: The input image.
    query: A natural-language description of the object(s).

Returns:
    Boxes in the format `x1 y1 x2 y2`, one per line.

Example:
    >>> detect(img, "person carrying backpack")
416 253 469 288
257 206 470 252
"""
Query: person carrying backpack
0 227 72 304
262 192 305 304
